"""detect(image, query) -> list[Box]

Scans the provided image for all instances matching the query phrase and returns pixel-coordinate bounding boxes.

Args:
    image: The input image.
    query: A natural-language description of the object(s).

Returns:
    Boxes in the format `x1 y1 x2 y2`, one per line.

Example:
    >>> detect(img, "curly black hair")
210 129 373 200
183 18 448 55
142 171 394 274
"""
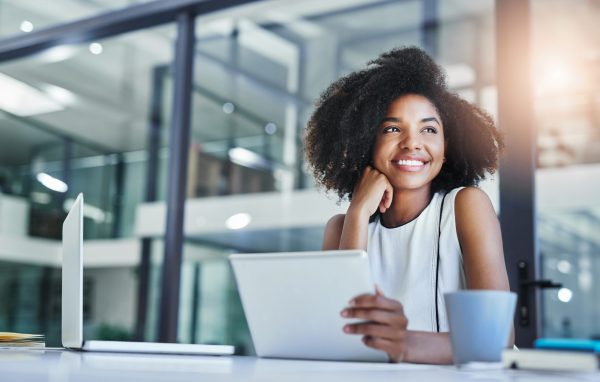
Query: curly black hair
305 46 504 200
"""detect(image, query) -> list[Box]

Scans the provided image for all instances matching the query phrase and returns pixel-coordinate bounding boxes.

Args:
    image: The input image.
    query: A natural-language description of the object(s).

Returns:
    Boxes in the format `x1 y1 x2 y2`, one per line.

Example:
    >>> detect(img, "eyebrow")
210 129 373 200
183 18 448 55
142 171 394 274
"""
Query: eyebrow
380 117 441 125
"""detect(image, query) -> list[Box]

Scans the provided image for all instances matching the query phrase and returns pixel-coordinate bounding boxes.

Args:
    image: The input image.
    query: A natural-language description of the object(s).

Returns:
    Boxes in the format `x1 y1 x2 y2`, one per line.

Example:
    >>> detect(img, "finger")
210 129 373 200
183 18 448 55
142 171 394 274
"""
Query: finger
379 200 387 214
378 184 389 205
344 322 400 340
375 284 385 296
362 335 400 355
349 294 403 311
379 186 390 211
341 308 400 326
384 185 393 209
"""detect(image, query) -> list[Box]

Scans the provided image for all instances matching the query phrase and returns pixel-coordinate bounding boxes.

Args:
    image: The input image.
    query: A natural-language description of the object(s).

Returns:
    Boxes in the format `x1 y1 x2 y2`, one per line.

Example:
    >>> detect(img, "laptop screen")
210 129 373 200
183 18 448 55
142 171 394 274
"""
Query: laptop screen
62 193 84 349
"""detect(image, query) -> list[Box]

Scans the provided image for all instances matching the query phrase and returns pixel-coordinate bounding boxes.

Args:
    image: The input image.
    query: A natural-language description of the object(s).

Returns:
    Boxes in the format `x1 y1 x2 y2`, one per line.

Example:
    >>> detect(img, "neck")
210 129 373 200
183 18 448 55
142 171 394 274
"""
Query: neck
380 186 433 228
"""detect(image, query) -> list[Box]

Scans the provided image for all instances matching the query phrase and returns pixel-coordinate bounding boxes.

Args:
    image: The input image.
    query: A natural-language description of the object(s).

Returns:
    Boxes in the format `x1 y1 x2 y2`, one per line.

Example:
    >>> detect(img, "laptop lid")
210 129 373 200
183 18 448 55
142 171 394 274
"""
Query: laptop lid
62 193 84 349
61 193 235 356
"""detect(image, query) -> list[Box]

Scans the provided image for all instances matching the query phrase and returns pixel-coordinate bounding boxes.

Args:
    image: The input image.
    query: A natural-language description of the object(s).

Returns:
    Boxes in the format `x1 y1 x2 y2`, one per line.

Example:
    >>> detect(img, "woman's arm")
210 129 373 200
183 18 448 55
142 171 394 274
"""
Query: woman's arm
322 166 393 251
404 332 452 364
454 186 513 345
322 210 370 251
344 187 512 364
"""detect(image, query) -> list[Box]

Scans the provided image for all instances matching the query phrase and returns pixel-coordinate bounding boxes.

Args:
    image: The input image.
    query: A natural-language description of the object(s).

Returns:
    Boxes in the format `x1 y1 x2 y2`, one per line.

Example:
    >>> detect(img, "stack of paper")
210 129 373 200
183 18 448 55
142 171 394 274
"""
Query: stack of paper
503 349 598 371
502 338 600 372
0 332 45 348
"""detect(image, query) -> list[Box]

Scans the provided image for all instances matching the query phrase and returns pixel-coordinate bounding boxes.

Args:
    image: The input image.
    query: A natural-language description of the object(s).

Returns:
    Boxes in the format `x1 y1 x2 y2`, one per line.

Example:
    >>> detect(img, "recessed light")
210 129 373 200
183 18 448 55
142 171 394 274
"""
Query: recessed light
36 172 68 193
225 213 251 230
89 42 103 55
20 21 34 33
222 102 235 114
265 122 277 135
557 288 572 303
0 73 63 116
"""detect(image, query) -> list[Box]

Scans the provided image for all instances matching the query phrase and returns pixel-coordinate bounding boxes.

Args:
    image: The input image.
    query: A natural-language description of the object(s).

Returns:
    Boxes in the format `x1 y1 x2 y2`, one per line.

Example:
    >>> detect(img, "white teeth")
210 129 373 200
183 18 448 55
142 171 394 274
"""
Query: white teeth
396 159 424 166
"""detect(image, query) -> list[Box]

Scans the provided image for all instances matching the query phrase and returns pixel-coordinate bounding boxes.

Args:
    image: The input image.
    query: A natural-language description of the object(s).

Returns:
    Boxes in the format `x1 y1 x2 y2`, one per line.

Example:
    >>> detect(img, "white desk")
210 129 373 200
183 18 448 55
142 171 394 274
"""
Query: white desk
0 348 597 382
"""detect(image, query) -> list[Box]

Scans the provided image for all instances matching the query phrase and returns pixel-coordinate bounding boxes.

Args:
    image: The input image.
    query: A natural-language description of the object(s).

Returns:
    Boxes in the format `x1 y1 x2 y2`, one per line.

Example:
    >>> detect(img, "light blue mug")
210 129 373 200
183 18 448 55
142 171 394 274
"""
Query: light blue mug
444 290 517 365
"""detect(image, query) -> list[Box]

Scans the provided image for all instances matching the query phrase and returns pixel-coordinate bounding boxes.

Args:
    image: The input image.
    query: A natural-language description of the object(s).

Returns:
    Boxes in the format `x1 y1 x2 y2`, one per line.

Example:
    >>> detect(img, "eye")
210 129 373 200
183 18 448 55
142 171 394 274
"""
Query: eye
422 126 437 134
383 126 400 133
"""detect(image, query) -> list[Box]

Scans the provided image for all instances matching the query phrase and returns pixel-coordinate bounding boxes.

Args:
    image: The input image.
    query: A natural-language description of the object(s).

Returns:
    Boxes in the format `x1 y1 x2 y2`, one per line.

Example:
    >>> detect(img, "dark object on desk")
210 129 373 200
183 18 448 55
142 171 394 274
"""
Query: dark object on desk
502 349 599 372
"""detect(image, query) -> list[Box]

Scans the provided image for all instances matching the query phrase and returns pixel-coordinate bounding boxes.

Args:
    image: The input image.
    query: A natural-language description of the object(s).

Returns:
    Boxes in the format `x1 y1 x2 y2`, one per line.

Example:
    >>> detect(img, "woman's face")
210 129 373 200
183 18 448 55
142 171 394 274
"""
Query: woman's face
372 94 446 192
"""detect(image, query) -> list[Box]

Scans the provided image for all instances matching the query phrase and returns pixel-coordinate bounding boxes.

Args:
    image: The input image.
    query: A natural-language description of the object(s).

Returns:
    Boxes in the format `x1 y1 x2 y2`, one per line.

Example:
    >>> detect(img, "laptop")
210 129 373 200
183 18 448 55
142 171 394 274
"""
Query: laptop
62 193 234 356
230 250 388 362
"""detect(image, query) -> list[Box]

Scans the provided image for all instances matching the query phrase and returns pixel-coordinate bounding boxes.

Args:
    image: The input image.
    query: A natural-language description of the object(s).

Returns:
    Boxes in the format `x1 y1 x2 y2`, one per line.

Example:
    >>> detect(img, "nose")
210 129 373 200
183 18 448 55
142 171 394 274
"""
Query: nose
399 130 423 151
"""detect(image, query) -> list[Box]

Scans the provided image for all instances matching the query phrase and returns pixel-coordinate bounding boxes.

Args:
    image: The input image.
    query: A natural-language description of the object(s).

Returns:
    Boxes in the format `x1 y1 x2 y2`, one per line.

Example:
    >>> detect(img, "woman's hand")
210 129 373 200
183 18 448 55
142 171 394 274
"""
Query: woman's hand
340 286 408 363
349 166 393 218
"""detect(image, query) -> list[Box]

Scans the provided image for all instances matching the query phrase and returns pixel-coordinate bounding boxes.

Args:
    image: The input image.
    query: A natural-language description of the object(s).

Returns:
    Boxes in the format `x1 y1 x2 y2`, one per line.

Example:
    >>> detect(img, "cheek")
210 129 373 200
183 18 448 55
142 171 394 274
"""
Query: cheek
371 139 386 162
430 139 446 159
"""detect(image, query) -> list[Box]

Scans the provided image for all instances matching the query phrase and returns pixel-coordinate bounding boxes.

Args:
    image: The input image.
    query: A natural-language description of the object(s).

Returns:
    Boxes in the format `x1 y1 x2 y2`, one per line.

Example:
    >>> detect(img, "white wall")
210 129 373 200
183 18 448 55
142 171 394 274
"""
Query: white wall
0 193 29 236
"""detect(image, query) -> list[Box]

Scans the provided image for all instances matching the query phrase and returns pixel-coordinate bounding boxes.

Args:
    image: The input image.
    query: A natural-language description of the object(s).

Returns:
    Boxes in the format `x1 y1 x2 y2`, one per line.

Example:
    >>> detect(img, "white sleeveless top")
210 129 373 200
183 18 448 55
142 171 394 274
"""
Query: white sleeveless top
367 187 466 332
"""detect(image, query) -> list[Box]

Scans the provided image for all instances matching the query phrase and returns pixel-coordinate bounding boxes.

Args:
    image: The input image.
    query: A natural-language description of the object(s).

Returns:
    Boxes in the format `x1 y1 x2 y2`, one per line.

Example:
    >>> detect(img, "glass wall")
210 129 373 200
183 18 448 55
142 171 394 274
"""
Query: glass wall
532 0 600 339
0 24 175 346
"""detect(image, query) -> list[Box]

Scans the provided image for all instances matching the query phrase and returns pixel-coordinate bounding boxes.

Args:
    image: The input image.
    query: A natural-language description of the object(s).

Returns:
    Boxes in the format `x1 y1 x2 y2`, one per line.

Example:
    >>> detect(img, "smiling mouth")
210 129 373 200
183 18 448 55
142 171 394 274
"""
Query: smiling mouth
391 159 429 171
394 159 426 166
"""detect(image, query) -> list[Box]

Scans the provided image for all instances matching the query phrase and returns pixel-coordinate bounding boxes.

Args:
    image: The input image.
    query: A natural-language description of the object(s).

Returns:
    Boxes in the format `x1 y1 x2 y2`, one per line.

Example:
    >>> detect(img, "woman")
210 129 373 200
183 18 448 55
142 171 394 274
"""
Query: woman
305 47 511 364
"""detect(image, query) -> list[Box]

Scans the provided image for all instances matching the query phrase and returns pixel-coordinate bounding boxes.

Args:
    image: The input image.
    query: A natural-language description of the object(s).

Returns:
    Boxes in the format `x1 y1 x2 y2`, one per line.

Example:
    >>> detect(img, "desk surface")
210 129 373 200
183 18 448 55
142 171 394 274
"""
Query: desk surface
0 348 597 382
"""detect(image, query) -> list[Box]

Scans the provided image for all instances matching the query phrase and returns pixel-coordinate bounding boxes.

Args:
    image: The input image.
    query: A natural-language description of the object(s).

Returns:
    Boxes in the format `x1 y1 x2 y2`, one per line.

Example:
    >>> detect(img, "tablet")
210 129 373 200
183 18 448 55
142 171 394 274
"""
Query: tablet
229 250 388 362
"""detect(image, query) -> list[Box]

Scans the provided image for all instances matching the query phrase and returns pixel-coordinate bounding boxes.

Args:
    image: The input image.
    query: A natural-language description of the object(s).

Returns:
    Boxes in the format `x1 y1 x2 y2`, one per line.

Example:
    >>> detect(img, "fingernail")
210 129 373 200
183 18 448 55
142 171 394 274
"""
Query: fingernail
343 325 350 333
340 310 348 317
348 300 355 306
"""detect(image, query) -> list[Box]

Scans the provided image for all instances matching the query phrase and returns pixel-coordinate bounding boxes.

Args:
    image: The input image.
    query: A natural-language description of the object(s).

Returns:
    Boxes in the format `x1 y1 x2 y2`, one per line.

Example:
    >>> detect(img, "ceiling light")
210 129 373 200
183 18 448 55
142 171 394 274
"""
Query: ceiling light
89 42 103 55
43 84 77 106
36 172 68 193
225 213 251 230
0 73 63 116
557 288 572 303
556 260 571 274
264 122 277 135
20 21 34 33
228 147 271 170
222 102 235 114
38 45 77 63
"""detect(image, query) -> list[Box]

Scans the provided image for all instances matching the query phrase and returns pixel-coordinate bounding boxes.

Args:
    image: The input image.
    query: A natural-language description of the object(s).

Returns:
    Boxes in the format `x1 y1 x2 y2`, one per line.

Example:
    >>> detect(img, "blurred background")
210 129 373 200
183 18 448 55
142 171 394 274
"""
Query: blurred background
0 0 598 351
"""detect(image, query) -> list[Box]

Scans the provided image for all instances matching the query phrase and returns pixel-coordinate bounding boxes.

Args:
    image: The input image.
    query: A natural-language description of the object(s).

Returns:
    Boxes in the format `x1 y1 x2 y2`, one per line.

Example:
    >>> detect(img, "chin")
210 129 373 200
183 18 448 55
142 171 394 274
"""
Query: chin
391 179 431 191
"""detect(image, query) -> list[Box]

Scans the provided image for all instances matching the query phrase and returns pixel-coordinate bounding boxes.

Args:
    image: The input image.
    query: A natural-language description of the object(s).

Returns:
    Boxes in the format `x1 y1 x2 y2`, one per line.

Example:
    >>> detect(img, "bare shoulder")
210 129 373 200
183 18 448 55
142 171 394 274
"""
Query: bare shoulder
322 214 346 250
455 187 495 218
324 214 346 236
454 187 498 240
454 187 508 290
